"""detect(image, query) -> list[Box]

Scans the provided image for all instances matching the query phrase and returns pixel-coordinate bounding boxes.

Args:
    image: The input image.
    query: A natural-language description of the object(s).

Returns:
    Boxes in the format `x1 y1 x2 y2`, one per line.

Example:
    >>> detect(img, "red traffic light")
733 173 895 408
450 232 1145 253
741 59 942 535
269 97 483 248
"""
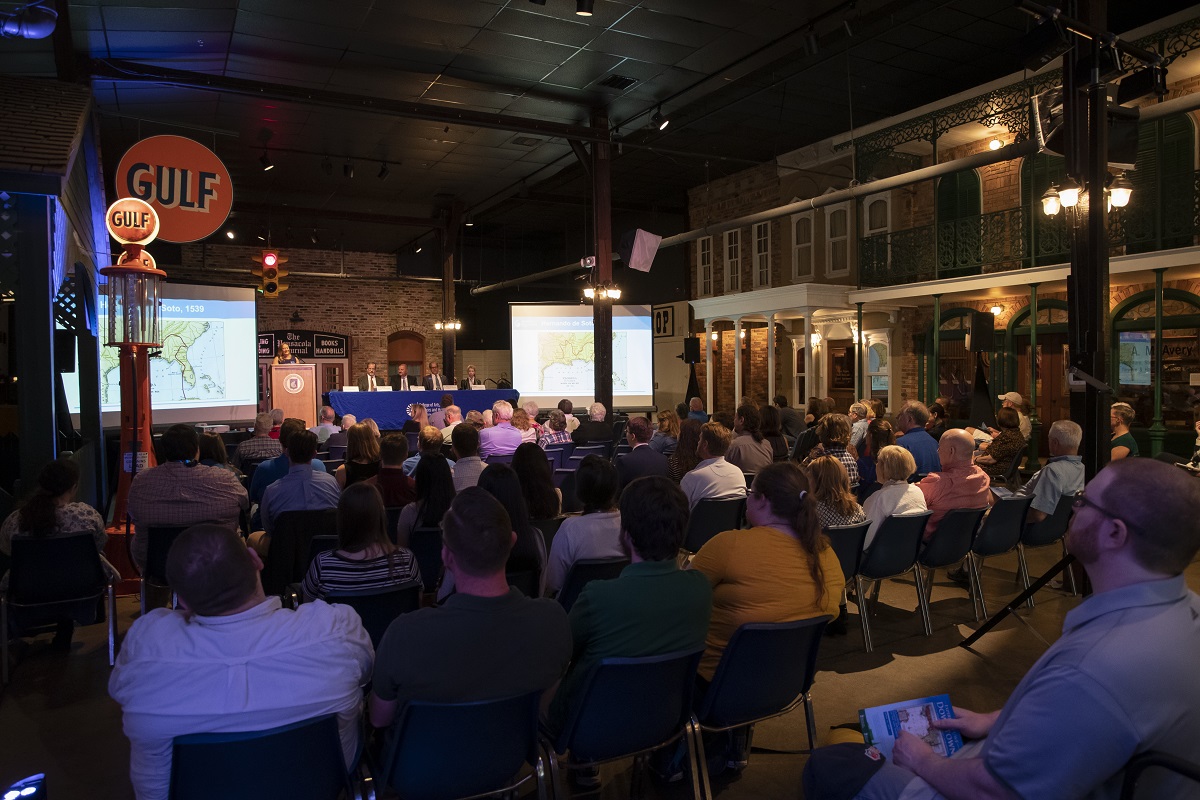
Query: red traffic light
263 251 278 267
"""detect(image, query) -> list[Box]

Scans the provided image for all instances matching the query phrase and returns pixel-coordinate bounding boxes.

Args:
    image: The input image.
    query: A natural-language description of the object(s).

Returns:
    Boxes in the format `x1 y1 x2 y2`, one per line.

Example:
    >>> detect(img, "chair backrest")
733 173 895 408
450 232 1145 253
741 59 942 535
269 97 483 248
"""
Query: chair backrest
405 432 419 452
919 507 987 569
260 509 339 596
571 444 610 462
1022 492 1078 548
973 495 1034 558
556 470 581 513
553 649 702 763
744 471 757 488
696 617 830 728
170 714 348 800
327 445 346 461
306 535 339 569
1002 448 1026 488
381 691 541 800
1120 750 1200 800
531 516 567 554
385 507 404 542
858 512 932 580
409 526 444 592
8 533 105 606
612 443 632 462
484 453 514 466
544 443 575 468
610 419 627 447
683 498 746 553
145 525 192 586
556 557 630 613
506 569 540 598
824 522 870 586
326 581 421 648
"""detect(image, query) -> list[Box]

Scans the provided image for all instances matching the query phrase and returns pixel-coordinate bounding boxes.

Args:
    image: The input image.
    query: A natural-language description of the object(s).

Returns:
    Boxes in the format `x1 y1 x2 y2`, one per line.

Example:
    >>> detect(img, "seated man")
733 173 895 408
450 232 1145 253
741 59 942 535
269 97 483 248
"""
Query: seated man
127 424 248 569
308 405 339 444
440 404 463 436
233 412 283 469
429 393 454 429
403 425 456 476
369 488 571 728
1017 419 1085 524
916 429 990 540
249 430 340 555
324 413 355 452
110 524 372 800
249 419 328 507
615 416 671 492
479 400 523 457
895 400 941 476
680 421 748 510
267 407 284 439
450 423 487 492
367 433 417 508
814 458 1200 800
545 475 711 732
571 401 615 445
688 396 710 423
558 398 581 432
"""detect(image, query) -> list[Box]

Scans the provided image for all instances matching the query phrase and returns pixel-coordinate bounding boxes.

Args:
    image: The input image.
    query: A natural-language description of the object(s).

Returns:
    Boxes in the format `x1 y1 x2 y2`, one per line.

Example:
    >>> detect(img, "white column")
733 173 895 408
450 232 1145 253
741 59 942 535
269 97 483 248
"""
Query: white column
788 335 802 404
704 319 714 414
766 312 776 401
803 315 814 403
733 317 743 403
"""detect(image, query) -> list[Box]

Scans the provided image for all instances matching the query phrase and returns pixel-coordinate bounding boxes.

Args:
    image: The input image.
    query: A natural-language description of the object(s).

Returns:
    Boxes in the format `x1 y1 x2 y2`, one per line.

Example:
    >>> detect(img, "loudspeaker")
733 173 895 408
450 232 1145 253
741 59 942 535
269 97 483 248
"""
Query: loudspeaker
965 310 995 353
682 337 700 364
55 329 76 373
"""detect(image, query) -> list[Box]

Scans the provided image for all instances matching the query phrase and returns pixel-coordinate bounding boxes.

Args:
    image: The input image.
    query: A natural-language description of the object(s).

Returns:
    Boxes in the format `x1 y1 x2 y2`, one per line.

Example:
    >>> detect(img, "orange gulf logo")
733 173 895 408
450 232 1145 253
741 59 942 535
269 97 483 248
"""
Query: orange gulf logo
115 135 233 243
106 197 160 245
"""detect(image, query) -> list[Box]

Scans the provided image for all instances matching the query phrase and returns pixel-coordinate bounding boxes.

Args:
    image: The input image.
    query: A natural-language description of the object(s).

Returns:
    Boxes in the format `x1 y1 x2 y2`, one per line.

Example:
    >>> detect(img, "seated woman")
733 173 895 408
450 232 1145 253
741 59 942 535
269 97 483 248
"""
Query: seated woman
401 404 428 435
974 407 1025 484
301 482 420 602
759 404 791 462
800 413 860 489
198 432 243 479
668 418 703 483
512 442 561 520
808 455 867 528
861 445 927 550
395 454 456 548
649 409 680 456
511 408 539 444
856 419 895 504
690 461 843 684
725 403 774 475
335 423 382 489
544 455 623 596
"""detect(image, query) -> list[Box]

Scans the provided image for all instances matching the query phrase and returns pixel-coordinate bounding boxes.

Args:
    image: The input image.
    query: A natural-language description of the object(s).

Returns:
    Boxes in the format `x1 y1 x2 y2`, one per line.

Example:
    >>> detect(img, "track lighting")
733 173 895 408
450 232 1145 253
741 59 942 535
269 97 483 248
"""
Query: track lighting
377 162 389 180
343 160 354 179
575 0 594 16
651 106 669 131
259 150 273 171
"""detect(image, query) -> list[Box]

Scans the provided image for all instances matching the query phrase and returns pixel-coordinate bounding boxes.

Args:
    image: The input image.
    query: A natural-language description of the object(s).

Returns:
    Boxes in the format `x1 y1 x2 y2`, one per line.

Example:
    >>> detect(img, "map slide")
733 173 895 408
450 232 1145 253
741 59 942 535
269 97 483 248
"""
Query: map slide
510 304 653 408
62 282 259 426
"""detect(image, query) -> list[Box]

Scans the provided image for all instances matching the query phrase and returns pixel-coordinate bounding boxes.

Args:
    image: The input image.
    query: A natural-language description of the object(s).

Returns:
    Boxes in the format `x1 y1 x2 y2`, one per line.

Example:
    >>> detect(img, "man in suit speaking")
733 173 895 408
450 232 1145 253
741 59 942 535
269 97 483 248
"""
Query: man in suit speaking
356 362 383 392
423 361 451 392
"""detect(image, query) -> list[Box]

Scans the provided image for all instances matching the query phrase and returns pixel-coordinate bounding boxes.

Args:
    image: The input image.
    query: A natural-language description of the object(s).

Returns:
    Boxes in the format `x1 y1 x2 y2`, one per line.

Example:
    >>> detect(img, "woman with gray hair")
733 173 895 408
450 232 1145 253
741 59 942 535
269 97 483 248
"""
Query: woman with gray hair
540 408 573 448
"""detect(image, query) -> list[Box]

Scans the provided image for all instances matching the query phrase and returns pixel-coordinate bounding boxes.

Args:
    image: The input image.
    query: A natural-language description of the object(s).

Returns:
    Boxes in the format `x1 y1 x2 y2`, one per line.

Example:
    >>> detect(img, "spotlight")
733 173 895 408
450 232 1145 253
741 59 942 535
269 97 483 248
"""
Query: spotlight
989 138 1002 151
343 160 354 179
607 285 621 300
575 0 594 16
1017 16 1073 73
465 214 474 227
310 229 319 245
321 156 332 176
377 162 389 180
1109 173 1133 208
259 150 273 171
651 106 669 131
990 304 1003 316
415 246 422 254
225 229 235 240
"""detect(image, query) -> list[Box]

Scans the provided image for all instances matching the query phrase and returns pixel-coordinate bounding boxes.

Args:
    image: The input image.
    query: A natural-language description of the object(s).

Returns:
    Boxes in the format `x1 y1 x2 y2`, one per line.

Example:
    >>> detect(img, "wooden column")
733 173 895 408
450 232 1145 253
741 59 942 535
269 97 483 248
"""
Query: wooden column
591 109 613 418
441 204 462 379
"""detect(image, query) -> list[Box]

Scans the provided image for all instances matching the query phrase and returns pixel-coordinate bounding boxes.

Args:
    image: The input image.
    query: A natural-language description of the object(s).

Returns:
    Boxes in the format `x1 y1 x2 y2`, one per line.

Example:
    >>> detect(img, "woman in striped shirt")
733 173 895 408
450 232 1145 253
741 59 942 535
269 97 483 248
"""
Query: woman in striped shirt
302 482 421 602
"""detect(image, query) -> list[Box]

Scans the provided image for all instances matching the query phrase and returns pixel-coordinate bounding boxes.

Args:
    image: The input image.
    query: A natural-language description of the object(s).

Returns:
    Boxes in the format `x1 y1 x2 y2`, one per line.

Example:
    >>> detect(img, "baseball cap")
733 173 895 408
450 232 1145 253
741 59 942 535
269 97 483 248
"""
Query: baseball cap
998 391 1024 405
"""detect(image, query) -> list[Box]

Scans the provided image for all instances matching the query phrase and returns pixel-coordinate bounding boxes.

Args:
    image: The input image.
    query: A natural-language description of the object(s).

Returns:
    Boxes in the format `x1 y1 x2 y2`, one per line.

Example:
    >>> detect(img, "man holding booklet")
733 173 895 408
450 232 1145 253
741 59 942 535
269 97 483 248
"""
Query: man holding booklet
809 458 1200 800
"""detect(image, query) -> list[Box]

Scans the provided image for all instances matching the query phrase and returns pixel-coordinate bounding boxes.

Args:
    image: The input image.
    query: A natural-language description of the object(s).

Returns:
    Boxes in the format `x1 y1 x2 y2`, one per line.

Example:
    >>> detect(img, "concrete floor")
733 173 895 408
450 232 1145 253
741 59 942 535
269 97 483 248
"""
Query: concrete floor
3 545 1196 799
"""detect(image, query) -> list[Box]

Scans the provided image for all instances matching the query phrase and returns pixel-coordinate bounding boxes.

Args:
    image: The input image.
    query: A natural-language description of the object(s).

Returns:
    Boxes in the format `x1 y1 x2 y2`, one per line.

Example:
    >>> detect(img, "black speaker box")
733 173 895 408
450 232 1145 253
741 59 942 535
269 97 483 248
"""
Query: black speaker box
55 329 76 373
682 337 701 364
965 310 995 353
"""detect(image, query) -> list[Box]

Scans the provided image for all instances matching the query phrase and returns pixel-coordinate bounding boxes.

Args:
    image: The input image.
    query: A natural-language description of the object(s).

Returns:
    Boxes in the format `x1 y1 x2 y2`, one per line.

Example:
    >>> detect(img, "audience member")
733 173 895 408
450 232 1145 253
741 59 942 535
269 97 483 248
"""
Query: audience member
440 404 463 436
369 489 571 732
539 409 573 449
856 418 896 503
687 396 709 423
362 417 381 440
268 407 284 439
712 410 735 430
251 430 339 555
465 409 485 430
726 403 774 475
973 407 1025 484
512 408 539 444
248 419 328 508
512 441 561 520
615 416 672 491
545 475 711 733
468 464 548 598
1110 401 1139 460
545 455 623 595
870 399 887 425
335 423 382 489
401 404 428 435
668 418 704 483
822 458 1200 800
774 395 805 440
849 402 870 450
759 405 790 461
916 429 990 540
558 398 580 432
1018 419 1085 524
895 401 941 476
233 412 283 469
572 401 614 445
790 397 830 461
111 524 372 800
521 400 544 436
324 413 354 452
675 401 689 422
999 391 1032 439
680 421 748 509
402 425 455 476
395 454 456 548
302 483 421 602
450 423 487 491
309 406 339 443
128 424 247 569
429 394 454 429
925 402 947 441
649 409 680 455
479 400 522 457
808 455 867 528
366 434 417 508
801 413 860 489
862 445 927 549
198 433 242 479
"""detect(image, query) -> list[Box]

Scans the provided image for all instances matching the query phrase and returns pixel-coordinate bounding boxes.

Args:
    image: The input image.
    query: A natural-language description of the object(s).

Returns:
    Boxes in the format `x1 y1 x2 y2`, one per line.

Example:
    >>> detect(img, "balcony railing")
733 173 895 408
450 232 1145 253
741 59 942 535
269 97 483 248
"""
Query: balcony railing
859 174 1200 287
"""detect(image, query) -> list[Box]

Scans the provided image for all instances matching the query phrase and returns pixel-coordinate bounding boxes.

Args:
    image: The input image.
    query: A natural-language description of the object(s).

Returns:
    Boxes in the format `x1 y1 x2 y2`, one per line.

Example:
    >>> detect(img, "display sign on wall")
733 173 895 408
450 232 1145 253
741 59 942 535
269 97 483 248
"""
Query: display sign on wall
115 135 233 243
259 330 348 359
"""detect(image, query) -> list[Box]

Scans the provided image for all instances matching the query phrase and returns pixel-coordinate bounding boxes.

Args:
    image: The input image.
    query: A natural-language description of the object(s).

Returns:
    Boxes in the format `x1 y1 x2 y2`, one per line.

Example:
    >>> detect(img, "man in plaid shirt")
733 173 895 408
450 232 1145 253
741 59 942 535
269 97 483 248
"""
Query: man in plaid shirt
231 413 282 470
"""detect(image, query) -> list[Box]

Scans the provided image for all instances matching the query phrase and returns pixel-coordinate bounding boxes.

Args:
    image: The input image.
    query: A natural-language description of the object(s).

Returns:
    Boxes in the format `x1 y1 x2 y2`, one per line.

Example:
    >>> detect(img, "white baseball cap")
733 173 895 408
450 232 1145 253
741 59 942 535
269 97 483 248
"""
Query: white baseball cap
998 391 1024 405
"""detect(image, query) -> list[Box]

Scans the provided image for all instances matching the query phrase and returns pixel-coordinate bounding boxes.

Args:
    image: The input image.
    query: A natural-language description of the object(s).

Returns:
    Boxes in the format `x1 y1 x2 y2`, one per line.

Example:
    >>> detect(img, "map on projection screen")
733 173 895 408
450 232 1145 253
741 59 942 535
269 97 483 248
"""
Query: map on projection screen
536 331 632 394
100 320 226 405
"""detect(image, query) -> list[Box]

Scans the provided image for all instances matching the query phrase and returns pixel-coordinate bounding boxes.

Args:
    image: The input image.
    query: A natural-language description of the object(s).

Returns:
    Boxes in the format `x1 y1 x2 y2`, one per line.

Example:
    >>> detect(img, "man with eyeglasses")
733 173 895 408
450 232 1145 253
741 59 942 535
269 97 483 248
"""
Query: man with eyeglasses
808 458 1200 800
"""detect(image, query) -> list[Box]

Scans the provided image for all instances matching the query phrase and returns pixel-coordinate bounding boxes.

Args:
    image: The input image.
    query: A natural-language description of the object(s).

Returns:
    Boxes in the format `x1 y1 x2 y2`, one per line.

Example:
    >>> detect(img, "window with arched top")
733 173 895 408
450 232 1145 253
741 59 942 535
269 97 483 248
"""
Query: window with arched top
792 213 814 280
388 331 425 384
1110 288 1200 431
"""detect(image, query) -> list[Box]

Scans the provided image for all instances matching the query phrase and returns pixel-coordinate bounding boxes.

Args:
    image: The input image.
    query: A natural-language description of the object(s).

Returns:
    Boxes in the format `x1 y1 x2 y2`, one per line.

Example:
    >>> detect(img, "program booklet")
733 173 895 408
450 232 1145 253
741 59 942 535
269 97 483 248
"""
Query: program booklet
859 694 964 762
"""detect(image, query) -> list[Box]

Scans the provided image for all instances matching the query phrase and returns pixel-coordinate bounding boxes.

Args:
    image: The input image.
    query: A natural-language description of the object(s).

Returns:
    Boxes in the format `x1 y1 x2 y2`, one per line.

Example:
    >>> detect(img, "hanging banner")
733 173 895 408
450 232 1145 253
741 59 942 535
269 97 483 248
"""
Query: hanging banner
116 135 233 243
258 330 348 359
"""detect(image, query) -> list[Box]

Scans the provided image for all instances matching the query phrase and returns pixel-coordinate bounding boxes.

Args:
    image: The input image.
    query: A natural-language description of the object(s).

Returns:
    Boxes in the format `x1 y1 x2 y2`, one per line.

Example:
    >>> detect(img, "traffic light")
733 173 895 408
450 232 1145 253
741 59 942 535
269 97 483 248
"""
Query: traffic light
252 250 289 298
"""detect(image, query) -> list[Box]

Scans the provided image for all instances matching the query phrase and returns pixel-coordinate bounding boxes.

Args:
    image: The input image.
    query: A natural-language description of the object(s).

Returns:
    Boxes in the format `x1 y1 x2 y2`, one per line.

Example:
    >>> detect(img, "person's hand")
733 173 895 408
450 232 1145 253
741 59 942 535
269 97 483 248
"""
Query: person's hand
987 427 1000 438
933 707 996 740
892 730 937 772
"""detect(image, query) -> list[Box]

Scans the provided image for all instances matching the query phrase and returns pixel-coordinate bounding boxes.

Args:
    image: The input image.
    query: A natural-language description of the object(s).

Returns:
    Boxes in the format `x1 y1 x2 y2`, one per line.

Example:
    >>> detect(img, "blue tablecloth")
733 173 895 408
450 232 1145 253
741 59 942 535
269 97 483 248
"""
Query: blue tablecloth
327 389 520 430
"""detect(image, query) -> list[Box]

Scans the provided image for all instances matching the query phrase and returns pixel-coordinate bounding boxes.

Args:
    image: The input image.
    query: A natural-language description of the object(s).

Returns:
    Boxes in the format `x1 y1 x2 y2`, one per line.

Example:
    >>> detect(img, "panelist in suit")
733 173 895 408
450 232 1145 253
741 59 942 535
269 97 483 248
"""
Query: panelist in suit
615 416 671 492
390 363 418 392
459 364 483 390
356 361 384 392
422 361 452 392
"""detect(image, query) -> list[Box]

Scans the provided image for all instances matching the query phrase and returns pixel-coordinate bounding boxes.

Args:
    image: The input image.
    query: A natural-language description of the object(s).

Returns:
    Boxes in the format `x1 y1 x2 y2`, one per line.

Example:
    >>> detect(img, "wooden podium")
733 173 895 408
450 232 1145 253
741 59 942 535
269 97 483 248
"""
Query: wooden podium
270 364 317 428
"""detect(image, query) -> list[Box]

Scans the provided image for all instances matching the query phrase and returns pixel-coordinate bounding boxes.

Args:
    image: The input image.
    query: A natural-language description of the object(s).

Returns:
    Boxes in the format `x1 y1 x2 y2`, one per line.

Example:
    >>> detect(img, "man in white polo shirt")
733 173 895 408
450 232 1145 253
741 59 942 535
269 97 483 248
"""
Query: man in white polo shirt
680 420 747 510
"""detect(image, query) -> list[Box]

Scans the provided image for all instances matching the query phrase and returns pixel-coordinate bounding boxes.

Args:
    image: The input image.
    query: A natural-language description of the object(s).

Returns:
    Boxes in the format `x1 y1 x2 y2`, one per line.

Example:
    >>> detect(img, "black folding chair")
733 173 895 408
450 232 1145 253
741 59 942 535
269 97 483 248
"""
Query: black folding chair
1120 751 1200 800
969 495 1034 619
326 581 421 648
260 509 339 596
683 498 746 553
483 453 514 466
377 691 547 800
531 516 567 554
142 524 192 613
854 511 933 653
556 557 629 613
556 470 582 513
824 521 870 625
171 713 367 800
1018 493 1079 607
409 526 443 593
1001 448 1026 489
385 507 404 544
918 507 987 599
3 533 118 684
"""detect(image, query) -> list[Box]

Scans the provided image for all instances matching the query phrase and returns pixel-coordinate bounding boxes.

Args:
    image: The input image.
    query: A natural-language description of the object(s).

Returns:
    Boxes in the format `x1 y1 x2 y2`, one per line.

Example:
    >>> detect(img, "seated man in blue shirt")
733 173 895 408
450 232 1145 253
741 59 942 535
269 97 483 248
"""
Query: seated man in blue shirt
248 430 340 556
807 457 1200 800
1017 419 1085 524
895 401 941 476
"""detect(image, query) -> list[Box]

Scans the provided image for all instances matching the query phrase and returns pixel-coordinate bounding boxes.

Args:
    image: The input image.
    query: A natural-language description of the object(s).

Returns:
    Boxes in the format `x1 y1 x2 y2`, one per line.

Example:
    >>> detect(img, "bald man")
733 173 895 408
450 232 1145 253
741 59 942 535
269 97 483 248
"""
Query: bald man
817 458 1200 799
915 429 990 540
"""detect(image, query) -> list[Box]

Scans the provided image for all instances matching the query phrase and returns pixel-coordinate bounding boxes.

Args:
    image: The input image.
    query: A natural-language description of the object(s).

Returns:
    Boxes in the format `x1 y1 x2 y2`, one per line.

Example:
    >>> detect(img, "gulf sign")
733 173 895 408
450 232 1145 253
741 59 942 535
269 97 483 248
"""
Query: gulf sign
115 135 233 243
106 197 160 246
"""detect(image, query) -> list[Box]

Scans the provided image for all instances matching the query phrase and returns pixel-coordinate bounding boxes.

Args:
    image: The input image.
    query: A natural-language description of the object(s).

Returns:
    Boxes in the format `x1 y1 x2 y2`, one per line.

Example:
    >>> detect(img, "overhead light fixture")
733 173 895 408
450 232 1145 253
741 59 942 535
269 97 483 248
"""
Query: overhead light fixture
1041 185 1062 217
710 332 718 341
225 230 235 240
464 214 474 227
310 229 319 245
583 286 595 299
575 0 594 16
377 162 389 180
988 138 1002 151
343 160 354 179
321 156 332 176
582 281 620 301
434 318 463 331
739 329 746 339
990 304 1003 316
1109 173 1133 208
651 106 669 131
259 150 273 171
1058 177 1080 208
810 332 822 349
415 246 422 254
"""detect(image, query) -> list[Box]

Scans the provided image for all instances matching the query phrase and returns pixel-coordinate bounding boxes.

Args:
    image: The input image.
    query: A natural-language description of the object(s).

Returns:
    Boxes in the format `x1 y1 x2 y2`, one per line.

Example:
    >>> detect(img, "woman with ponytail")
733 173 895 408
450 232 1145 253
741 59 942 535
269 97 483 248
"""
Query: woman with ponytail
0 458 107 559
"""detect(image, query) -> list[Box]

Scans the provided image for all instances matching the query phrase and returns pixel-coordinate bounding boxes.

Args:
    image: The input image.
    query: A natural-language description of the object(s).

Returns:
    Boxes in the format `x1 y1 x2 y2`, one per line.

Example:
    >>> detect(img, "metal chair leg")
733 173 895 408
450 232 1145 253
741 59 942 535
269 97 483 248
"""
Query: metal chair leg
545 743 566 800
1 598 8 685
970 554 987 620
803 693 817 751
688 716 712 800
1062 543 1078 595
1016 544 1035 609
854 575 873 653
107 584 117 666
913 567 932 636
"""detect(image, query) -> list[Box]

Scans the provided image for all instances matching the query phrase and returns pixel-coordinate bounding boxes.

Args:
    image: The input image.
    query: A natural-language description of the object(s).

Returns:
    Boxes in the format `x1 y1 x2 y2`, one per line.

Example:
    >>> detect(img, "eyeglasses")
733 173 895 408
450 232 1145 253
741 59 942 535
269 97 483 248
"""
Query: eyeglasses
1072 494 1144 536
